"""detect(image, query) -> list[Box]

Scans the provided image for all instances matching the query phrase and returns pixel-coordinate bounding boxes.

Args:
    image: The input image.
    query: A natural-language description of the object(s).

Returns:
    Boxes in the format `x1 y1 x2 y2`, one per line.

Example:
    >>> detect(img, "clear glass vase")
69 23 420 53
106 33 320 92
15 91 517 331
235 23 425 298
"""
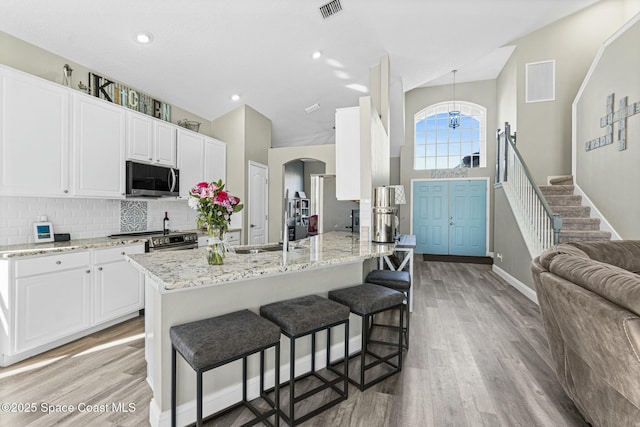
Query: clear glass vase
207 240 225 265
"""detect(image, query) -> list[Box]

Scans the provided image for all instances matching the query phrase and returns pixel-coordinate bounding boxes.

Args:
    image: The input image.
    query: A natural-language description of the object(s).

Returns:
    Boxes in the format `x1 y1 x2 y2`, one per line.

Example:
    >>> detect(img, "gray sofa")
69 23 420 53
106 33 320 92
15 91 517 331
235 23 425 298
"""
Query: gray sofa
531 241 640 426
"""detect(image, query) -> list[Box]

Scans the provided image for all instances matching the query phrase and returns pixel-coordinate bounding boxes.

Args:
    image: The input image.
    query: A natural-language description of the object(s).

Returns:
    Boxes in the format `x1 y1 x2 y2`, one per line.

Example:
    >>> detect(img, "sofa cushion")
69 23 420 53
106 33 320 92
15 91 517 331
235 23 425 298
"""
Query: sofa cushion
568 241 640 274
548 254 640 317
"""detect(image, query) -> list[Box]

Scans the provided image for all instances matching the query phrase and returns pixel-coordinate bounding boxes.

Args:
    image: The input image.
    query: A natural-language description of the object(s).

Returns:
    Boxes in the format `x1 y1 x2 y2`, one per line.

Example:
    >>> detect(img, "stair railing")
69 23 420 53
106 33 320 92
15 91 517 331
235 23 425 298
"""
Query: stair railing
496 122 562 256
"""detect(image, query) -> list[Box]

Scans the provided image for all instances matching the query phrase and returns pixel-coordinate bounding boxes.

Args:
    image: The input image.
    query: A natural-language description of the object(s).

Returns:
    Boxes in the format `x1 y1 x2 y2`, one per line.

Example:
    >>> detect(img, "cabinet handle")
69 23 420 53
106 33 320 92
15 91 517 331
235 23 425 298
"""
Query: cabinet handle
56 260 62 265
149 157 153 161
86 269 91 274
63 189 68 194
121 251 126 255
98 267 103 271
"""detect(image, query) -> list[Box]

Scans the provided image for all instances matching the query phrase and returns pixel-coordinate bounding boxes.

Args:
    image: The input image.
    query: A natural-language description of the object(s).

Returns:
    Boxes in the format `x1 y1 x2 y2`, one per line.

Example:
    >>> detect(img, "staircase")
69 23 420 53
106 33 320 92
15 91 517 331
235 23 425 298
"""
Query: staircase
539 176 611 243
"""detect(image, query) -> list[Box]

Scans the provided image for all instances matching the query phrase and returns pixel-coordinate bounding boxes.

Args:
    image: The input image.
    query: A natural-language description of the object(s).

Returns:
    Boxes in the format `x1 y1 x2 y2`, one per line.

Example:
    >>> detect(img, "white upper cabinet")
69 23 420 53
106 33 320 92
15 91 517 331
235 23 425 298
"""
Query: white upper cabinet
204 137 226 184
72 92 126 198
177 128 226 198
177 129 205 198
335 106 361 200
127 111 176 167
0 66 71 196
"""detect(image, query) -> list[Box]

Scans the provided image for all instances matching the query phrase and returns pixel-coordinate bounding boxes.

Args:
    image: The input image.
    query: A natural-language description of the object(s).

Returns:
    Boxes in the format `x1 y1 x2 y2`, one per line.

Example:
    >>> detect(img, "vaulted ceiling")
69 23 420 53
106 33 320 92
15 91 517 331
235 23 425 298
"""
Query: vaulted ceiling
0 0 598 155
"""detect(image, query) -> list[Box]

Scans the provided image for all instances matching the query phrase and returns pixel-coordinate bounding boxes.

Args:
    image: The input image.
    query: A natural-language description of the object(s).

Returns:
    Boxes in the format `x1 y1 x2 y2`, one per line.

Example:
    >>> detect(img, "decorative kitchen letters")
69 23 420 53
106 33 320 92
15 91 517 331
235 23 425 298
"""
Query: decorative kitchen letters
88 72 171 121
585 93 640 152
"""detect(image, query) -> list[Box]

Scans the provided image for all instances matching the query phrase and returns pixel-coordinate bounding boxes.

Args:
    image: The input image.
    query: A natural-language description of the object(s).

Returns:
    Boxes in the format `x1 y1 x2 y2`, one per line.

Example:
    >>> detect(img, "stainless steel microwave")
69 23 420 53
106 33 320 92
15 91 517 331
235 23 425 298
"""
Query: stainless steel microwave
125 161 179 197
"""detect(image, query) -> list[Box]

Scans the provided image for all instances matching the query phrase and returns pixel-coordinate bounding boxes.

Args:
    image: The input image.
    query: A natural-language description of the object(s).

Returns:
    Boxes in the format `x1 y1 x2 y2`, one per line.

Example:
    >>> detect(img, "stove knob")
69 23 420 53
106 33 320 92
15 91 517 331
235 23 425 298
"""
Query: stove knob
152 239 158 245
165 237 170 244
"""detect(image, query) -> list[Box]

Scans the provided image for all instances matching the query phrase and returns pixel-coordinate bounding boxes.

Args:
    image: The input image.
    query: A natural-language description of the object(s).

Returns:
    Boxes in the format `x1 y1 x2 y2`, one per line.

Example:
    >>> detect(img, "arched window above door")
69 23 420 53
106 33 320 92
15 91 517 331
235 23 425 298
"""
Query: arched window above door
414 101 486 170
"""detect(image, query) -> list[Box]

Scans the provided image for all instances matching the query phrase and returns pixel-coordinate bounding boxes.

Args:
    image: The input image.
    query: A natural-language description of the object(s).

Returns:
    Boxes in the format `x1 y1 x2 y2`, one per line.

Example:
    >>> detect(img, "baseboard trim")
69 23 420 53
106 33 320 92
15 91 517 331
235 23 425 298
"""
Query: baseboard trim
149 334 362 427
573 183 622 240
492 265 538 305
422 254 493 264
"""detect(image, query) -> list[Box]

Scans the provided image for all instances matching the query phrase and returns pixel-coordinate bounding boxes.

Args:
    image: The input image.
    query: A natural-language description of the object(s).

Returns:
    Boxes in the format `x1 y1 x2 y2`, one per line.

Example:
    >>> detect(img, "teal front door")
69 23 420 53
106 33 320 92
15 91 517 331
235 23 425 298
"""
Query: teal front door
413 180 486 256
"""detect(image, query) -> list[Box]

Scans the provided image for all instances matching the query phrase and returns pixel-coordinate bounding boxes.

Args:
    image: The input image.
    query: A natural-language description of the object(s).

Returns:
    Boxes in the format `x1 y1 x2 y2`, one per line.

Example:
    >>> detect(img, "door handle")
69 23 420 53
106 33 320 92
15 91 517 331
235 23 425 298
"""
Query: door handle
169 168 177 193
250 224 256 228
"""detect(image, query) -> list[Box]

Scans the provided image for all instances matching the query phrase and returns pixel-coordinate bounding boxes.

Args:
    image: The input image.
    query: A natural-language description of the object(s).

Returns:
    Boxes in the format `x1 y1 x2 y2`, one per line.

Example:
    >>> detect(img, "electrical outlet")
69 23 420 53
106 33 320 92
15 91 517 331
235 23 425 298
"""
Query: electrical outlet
496 253 503 261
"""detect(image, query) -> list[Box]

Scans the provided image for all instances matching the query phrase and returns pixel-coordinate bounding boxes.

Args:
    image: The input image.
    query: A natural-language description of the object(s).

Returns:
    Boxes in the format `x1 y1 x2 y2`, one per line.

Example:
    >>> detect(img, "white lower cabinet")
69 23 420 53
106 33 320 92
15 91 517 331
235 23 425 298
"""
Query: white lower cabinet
15 264 92 353
3 244 145 366
94 245 145 324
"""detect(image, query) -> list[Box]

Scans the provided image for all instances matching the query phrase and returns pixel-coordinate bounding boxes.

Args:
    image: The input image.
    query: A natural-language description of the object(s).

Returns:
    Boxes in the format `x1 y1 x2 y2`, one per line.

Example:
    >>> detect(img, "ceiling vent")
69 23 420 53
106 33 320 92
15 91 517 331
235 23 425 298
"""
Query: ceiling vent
305 103 321 114
319 0 342 19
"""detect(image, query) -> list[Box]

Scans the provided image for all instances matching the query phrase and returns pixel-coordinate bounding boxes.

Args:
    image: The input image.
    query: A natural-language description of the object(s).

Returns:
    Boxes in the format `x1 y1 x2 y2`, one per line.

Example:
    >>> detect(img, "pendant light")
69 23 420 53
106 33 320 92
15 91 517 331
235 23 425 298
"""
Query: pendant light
449 69 460 129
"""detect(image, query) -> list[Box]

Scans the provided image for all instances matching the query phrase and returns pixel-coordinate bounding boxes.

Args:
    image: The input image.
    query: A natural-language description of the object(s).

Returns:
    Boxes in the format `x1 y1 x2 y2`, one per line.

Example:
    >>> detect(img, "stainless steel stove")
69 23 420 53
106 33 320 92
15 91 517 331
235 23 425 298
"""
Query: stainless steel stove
109 230 199 252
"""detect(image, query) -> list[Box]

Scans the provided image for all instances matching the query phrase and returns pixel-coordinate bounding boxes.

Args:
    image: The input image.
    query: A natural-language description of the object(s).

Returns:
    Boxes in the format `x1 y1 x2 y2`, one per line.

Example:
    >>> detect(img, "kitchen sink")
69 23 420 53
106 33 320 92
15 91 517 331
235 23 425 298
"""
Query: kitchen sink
235 245 282 254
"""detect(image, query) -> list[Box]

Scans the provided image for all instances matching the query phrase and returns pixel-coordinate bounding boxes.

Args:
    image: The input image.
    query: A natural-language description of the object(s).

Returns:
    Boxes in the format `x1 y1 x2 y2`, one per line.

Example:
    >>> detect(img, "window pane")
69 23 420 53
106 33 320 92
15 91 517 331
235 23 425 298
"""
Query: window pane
436 132 448 143
449 157 460 169
416 145 426 157
436 144 448 156
436 157 448 169
426 158 436 170
426 119 437 131
449 143 460 155
416 120 425 132
426 145 436 156
426 132 436 144
416 131 426 144
414 157 425 170
436 118 448 130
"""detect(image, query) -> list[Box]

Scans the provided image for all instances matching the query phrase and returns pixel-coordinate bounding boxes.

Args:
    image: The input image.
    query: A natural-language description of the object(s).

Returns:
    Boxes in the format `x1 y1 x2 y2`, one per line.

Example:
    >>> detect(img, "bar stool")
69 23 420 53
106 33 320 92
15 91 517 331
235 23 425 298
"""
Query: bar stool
170 309 281 427
328 284 404 390
366 269 411 349
260 295 350 426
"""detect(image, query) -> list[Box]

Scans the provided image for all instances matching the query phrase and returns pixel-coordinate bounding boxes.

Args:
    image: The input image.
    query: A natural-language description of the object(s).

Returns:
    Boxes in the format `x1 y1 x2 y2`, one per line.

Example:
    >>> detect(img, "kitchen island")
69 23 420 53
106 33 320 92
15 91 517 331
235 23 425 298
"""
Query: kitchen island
127 231 395 427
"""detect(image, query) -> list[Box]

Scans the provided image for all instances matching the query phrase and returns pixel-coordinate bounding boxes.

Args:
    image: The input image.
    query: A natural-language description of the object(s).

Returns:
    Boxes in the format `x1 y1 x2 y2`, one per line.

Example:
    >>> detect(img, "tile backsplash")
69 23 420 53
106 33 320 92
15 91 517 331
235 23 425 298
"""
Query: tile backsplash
0 196 199 246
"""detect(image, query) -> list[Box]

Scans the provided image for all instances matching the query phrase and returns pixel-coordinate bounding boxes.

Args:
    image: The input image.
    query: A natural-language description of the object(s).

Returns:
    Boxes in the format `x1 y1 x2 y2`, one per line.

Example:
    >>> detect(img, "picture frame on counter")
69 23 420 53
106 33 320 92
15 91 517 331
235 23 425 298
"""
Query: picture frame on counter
33 222 54 243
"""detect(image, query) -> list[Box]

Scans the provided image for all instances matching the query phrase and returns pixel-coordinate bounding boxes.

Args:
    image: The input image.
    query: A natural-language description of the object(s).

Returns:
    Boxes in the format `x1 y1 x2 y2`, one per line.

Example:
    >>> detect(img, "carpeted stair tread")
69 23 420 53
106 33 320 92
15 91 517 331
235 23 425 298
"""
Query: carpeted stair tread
540 185 574 196
545 195 582 207
549 176 574 186
559 230 611 243
553 205 591 218
561 217 601 231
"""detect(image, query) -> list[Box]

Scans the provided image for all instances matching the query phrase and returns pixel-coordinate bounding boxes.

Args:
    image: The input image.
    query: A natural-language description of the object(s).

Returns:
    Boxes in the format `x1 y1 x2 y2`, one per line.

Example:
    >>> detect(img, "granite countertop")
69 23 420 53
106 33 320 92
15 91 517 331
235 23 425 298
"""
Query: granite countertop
127 231 395 292
0 236 148 258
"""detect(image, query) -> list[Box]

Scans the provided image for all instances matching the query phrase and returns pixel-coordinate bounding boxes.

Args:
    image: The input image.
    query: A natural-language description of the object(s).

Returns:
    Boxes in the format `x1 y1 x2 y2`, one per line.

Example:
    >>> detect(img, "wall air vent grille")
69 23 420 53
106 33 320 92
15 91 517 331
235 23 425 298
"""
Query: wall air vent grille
319 0 342 19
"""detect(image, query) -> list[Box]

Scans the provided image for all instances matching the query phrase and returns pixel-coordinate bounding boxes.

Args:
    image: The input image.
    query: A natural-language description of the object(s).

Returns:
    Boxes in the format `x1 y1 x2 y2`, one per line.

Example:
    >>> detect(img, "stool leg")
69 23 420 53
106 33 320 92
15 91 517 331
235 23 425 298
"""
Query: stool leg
243 355 248 402
196 370 203 427
171 346 177 427
311 331 316 372
398 305 404 371
326 327 331 367
405 291 410 349
360 314 368 389
275 342 281 427
344 320 349 397
290 337 296 426
260 350 265 396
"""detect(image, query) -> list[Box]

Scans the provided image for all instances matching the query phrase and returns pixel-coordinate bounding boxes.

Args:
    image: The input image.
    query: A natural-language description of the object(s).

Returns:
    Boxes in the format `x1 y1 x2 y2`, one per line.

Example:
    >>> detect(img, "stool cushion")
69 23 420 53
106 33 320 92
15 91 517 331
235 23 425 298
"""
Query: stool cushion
260 295 350 336
170 309 280 370
366 269 411 291
329 284 404 316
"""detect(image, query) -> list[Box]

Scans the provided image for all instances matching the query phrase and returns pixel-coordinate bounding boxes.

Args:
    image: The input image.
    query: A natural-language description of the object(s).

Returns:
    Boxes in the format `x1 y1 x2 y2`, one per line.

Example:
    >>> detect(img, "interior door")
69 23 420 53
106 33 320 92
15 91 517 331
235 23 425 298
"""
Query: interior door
248 161 268 244
413 180 486 256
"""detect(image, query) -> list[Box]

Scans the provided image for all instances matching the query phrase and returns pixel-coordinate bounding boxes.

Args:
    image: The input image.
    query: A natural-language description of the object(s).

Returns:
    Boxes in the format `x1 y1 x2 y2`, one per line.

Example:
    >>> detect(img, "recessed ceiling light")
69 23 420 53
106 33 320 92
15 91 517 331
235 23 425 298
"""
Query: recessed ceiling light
346 83 368 93
135 32 153 44
231 94 240 101
312 50 322 60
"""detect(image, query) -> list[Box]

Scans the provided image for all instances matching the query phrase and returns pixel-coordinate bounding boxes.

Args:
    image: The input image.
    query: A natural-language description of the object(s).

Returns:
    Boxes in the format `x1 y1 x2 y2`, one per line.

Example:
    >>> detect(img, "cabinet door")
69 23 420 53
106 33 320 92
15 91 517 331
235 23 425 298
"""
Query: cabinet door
0 66 70 196
155 121 177 167
127 111 154 163
94 260 143 324
177 129 205 197
72 93 126 198
204 137 226 184
15 268 92 353
335 107 360 200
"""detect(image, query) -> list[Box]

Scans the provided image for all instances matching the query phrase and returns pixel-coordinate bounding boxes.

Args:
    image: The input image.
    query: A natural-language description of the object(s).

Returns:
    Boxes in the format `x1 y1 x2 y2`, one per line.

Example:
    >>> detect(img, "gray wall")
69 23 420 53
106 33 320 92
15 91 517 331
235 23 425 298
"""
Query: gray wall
500 0 634 184
493 187 535 290
575 15 640 239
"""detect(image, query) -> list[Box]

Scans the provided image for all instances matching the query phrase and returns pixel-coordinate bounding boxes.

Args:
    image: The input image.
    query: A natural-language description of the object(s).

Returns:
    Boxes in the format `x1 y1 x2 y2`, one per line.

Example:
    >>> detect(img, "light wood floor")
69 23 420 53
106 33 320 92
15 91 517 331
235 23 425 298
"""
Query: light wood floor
0 258 588 426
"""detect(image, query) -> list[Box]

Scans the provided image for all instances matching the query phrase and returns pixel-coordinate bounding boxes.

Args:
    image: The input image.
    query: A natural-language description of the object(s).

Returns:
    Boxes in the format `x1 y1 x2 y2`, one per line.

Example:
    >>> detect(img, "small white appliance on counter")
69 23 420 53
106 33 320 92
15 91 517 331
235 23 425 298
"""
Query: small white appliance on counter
372 186 396 243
